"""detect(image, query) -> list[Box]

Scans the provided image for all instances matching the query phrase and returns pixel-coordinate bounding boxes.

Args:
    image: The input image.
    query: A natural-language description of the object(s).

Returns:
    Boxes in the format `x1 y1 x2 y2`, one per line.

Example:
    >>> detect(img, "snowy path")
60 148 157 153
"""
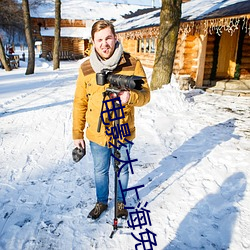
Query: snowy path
0 59 250 249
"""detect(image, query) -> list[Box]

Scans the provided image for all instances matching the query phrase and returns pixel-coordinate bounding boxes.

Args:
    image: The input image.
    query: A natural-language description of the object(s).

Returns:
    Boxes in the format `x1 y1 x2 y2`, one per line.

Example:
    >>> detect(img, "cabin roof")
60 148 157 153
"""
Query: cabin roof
182 0 250 21
30 0 151 20
115 8 160 33
115 0 250 32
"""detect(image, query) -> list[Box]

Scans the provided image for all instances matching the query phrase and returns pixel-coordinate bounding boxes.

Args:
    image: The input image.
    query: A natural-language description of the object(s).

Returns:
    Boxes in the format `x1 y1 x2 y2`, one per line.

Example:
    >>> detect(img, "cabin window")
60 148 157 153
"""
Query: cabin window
137 38 156 54
137 39 143 53
150 38 155 53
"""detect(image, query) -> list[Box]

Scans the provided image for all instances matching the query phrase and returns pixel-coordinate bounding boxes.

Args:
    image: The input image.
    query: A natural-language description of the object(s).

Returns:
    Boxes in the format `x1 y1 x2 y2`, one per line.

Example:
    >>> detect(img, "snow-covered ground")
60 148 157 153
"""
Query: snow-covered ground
0 49 249 250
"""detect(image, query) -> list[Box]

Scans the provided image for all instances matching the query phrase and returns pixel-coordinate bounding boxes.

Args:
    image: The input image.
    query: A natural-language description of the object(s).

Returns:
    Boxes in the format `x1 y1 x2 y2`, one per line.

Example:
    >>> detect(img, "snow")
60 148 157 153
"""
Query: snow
30 0 152 20
182 0 249 21
0 48 250 249
114 9 160 32
115 0 250 32
114 0 247 32
93 0 161 7
40 27 92 39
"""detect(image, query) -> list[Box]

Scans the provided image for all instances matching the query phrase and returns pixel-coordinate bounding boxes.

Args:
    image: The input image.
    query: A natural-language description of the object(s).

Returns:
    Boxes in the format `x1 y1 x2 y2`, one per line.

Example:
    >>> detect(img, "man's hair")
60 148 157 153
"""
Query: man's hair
91 20 116 40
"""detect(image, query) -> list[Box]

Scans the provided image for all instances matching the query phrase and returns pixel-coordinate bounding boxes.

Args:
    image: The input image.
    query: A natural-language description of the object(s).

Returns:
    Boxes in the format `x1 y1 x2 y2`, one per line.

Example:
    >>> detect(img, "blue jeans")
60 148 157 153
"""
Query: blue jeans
90 141 132 205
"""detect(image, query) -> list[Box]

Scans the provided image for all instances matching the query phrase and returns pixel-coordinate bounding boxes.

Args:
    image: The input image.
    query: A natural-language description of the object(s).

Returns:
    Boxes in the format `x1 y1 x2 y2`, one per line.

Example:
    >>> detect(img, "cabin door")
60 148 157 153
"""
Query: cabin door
216 30 239 79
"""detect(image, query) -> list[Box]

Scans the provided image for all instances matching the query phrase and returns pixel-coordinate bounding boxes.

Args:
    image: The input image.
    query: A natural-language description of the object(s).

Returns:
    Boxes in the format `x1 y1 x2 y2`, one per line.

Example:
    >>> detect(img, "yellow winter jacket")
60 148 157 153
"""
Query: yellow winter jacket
72 52 150 147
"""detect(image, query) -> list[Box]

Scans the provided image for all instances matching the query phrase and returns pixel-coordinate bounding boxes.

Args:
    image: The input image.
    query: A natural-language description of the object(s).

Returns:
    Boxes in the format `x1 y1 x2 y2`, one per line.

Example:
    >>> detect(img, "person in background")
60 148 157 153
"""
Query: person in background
8 46 14 54
72 20 150 220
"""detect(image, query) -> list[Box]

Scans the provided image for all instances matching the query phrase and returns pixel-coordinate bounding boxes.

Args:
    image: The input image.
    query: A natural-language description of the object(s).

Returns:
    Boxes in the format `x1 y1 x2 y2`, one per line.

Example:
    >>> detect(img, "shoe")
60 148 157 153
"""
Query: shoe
117 202 128 219
87 202 108 220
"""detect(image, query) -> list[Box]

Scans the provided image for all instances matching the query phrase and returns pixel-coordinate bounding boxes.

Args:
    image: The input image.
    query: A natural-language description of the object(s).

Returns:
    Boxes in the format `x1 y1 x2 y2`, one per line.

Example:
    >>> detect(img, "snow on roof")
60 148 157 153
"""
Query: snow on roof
114 8 160 32
182 0 250 21
40 27 91 39
30 0 151 20
114 0 250 32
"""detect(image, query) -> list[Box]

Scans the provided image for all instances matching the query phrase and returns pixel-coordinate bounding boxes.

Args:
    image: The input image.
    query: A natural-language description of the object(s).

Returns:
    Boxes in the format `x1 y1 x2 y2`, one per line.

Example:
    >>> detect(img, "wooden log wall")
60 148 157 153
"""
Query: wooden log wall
183 35 198 79
32 18 86 29
120 31 200 77
173 34 199 80
120 38 156 68
120 39 137 54
173 34 185 75
41 37 53 58
41 37 86 58
134 53 156 68
72 38 87 56
61 38 74 52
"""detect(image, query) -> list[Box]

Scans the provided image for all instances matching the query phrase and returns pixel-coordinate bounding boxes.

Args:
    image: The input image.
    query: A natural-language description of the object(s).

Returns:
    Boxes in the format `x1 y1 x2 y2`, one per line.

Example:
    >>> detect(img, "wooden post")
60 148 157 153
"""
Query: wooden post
195 32 207 88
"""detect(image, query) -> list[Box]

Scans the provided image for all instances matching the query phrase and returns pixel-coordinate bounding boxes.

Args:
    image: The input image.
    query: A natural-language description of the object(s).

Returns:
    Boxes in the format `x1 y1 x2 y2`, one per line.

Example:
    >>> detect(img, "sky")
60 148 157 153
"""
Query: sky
0 48 249 250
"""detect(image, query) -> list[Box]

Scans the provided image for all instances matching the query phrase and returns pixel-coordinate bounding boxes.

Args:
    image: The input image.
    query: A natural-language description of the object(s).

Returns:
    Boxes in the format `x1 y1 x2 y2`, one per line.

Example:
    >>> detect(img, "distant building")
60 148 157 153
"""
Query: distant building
31 17 92 60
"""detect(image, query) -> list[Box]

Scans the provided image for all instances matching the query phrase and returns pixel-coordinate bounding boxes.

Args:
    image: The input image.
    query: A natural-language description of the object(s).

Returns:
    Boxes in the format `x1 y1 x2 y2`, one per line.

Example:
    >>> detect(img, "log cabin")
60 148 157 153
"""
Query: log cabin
30 1 152 61
115 0 250 93
31 18 92 60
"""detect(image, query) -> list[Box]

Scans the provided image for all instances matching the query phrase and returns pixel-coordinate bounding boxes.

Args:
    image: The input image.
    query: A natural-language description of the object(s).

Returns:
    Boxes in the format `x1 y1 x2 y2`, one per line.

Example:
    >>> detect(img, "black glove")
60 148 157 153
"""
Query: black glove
72 146 86 162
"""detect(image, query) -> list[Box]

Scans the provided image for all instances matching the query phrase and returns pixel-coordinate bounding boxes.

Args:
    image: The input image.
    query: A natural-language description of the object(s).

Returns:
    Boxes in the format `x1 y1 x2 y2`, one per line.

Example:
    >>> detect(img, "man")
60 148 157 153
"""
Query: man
72 20 150 220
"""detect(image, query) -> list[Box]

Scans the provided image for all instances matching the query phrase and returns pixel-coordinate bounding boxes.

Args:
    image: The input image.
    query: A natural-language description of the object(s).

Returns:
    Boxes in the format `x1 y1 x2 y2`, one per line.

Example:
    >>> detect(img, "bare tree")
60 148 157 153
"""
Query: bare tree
29 0 47 8
0 0 24 37
151 0 182 90
0 37 11 71
53 0 61 70
0 0 23 71
22 0 35 75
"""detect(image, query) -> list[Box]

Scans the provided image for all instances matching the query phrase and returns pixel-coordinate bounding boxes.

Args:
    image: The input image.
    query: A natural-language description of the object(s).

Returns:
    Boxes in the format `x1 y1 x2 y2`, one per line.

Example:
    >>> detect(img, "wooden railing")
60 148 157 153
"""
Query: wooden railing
46 51 83 61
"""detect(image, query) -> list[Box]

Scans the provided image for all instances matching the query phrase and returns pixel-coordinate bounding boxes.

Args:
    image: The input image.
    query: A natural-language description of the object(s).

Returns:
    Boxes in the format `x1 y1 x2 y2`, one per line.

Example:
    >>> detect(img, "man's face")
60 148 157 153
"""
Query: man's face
93 27 117 60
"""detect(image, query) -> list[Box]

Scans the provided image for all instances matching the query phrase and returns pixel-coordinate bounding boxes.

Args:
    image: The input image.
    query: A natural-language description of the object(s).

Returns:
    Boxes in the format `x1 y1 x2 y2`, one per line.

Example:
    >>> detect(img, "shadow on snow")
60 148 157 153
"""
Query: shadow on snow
164 172 247 249
0 100 73 117
132 118 239 202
